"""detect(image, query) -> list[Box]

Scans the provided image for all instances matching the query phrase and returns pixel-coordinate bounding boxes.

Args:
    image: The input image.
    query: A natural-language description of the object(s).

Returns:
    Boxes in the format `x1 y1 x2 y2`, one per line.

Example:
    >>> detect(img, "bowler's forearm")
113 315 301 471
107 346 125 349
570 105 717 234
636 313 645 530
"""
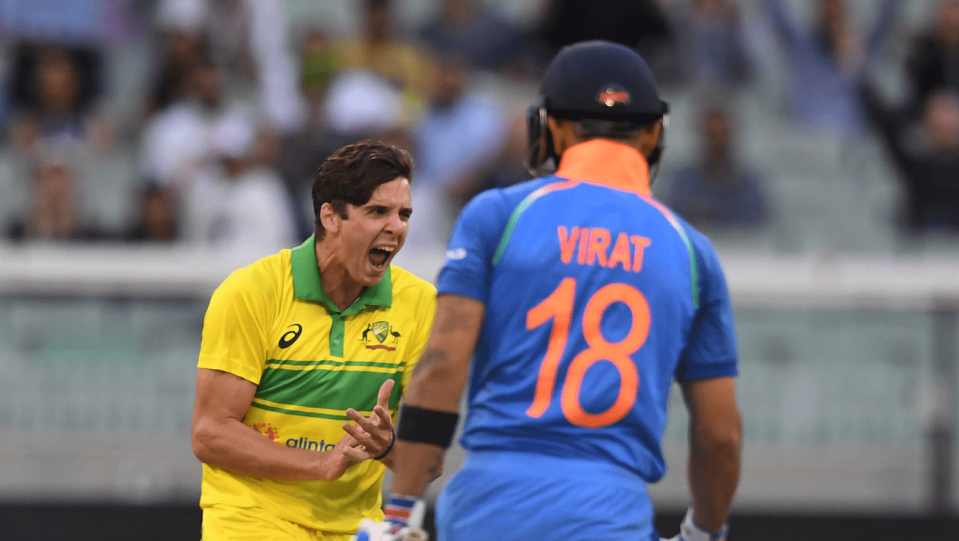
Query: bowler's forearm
192 416 350 481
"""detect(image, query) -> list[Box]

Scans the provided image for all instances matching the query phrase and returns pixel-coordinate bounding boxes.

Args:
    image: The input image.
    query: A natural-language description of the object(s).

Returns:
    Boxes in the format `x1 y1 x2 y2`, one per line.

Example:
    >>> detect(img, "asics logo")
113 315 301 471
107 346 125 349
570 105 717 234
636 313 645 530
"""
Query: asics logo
279 324 303 349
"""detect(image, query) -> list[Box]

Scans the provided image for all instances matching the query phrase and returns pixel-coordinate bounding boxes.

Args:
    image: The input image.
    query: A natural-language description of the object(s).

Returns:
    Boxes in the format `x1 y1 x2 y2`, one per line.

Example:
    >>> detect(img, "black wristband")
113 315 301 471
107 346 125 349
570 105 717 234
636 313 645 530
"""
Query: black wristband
374 430 396 460
396 405 459 448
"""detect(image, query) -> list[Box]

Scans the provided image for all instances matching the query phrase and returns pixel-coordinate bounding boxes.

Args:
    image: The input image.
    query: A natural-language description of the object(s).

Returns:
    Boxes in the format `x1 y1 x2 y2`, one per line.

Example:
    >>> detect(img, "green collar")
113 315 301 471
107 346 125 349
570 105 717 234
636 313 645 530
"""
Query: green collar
290 234 392 315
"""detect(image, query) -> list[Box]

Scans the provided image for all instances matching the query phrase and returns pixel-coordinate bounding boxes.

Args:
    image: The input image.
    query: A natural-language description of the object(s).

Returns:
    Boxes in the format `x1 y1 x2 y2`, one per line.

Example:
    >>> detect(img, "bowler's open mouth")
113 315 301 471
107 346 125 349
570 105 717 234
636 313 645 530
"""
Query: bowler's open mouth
369 246 394 268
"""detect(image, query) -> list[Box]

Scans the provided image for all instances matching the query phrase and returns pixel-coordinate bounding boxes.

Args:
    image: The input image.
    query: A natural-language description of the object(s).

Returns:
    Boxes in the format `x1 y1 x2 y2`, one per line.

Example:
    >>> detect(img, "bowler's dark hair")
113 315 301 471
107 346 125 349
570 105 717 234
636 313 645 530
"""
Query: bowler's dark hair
311 139 414 239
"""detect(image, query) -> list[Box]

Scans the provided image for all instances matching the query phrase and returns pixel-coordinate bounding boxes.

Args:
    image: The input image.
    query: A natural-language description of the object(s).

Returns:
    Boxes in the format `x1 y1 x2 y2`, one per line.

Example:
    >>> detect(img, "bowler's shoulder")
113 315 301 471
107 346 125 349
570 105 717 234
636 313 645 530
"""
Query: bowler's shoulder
388 265 438 302
213 249 290 302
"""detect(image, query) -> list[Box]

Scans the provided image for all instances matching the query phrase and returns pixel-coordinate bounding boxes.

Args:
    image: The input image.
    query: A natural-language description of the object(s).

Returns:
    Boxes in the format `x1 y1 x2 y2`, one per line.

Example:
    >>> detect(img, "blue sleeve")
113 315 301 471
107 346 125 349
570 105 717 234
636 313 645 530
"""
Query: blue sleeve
866 0 901 56
675 230 739 381
765 0 801 48
435 189 510 304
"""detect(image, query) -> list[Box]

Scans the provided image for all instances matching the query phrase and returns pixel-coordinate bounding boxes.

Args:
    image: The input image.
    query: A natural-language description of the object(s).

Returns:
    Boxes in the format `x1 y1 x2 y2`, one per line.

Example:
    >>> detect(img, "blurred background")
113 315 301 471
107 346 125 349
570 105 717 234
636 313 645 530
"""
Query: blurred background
1 0 959 539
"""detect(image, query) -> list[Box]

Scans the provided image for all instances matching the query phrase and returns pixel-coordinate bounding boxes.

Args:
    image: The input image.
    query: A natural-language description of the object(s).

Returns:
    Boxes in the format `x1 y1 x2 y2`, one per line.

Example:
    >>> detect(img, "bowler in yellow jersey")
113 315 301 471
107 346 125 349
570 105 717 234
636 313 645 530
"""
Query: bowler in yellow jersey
191 140 437 540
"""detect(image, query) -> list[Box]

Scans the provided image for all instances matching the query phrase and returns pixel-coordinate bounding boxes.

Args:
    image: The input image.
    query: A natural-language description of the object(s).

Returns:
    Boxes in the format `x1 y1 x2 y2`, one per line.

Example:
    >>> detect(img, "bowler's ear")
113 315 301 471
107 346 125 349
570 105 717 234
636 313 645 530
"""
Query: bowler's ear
319 202 341 235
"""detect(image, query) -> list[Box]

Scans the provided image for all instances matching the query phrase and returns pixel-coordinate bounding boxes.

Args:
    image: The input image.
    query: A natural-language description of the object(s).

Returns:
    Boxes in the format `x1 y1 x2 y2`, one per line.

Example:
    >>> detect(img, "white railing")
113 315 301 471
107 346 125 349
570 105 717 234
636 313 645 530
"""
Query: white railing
4 243 959 306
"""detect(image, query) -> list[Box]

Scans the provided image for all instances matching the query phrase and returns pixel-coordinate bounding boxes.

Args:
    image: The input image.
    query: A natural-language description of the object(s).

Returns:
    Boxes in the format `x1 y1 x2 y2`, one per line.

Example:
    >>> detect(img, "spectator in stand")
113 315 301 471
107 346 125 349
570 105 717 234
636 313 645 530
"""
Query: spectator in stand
322 70 405 140
862 83 959 232
905 0 959 118
414 55 506 191
418 0 528 71
7 43 114 157
534 0 675 78
126 183 179 242
406 54 506 248
448 112 529 208
204 0 257 90
334 0 436 122
142 30 208 119
153 0 254 90
140 54 251 189
665 104 769 228
670 0 755 87
297 29 344 130
278 28 351 239
181 113 297 261
155 0 303 133
6 156 99 241
765 0 900 138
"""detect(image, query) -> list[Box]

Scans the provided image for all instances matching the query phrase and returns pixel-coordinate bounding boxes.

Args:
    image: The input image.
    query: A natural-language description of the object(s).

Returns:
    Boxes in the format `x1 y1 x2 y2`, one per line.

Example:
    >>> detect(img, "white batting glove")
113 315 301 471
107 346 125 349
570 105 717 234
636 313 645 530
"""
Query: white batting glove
351 519 429 541
350 496 428 541
662 508 728 541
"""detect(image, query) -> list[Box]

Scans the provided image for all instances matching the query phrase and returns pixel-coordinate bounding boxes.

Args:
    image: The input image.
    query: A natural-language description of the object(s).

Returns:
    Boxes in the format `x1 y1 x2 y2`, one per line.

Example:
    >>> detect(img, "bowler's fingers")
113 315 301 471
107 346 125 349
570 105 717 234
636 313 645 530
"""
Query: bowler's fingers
371 405 394 430
343 415 393 457
342 413 385 444
376 379 395 410
342 445 370 463
346 408 378 433
342 417 371 440
338 433 359 448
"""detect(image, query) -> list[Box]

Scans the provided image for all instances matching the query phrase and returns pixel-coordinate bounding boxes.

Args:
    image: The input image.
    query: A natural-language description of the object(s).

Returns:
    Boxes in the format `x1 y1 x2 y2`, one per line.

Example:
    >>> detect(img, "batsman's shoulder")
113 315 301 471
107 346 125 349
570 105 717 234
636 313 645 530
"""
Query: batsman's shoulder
465 176 558 216
670 212 723 267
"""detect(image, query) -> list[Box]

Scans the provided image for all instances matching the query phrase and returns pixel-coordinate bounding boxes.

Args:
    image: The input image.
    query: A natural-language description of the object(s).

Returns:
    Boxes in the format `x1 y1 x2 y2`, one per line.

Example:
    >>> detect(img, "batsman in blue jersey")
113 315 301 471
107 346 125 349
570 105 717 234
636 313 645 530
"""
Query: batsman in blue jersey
355 40 742 541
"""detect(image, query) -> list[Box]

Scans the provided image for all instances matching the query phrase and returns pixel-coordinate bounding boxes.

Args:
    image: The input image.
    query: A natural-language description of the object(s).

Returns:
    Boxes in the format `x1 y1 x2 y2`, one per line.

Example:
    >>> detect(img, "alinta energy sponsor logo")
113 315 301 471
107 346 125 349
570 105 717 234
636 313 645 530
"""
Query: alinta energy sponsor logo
360 321 401 351
252 422 280 442
286 437 336 452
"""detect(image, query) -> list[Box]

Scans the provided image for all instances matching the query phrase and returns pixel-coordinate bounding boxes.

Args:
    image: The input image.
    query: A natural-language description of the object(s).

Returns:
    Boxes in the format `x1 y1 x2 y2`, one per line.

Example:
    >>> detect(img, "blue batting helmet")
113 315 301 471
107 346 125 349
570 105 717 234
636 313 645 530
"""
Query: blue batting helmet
526 40 669 176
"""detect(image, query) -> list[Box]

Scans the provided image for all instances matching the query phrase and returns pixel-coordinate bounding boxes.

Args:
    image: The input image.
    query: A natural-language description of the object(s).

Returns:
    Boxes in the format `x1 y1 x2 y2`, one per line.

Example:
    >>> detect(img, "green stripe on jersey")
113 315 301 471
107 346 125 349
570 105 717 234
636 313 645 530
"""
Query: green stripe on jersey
266 358 403 369
639 195 700 310
492 180 577 266
256 361 404 412
250 401 352 421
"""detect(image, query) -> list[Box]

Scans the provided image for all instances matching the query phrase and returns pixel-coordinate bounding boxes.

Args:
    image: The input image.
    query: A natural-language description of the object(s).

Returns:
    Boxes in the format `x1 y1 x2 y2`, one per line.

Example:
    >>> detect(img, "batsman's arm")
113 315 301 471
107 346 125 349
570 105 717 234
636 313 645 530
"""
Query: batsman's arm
390 294 485 497
680 376 742 533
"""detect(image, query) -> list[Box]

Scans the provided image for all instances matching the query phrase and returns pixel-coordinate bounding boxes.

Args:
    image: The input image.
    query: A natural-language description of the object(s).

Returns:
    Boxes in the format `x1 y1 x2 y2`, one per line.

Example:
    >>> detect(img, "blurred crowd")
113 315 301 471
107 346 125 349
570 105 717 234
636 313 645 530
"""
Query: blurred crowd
2 0 959 260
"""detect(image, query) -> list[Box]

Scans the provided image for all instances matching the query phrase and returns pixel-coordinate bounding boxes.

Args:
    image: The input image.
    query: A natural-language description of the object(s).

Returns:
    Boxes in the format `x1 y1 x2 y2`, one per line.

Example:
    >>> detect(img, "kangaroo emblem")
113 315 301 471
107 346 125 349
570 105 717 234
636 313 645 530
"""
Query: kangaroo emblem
365 321 399 351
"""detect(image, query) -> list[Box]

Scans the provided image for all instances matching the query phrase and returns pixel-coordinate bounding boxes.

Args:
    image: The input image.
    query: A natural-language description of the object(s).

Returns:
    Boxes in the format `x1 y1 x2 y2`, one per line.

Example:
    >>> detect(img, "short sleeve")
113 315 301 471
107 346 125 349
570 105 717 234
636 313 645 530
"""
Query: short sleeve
401 283 438 396
197 268 275 384
436 189 510 304
675 231 739 381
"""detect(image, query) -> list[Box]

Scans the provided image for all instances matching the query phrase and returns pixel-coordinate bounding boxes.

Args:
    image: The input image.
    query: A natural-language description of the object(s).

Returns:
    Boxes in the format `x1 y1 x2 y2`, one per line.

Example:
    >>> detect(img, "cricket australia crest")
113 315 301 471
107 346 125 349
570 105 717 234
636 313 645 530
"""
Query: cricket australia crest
362 321 401 351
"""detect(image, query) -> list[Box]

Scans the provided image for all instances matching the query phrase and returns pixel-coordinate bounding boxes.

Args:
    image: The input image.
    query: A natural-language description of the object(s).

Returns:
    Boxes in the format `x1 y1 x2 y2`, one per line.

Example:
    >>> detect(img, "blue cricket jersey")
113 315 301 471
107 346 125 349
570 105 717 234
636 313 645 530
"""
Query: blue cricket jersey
436 139 739 485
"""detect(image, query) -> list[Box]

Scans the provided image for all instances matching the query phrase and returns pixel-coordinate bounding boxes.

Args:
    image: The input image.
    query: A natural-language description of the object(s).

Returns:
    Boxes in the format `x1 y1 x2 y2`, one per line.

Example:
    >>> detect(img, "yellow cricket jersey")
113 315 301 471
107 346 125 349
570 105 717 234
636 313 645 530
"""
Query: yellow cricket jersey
197 234 437 534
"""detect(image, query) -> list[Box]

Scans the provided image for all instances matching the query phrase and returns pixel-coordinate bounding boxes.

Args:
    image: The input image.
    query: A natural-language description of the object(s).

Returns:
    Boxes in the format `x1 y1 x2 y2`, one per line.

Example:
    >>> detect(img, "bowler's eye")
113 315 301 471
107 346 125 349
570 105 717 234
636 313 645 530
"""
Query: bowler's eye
399 209 412 221
368 206 388 216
